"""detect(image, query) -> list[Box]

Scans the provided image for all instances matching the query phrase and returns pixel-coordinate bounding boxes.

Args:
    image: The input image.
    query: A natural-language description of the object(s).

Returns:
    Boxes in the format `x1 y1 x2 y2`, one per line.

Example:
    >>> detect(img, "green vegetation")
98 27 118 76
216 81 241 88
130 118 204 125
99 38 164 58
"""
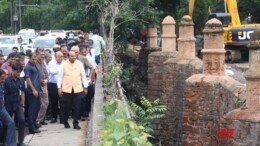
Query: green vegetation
101 102 152 146
103 98 118 116
2 0 259 37
130 96 167 133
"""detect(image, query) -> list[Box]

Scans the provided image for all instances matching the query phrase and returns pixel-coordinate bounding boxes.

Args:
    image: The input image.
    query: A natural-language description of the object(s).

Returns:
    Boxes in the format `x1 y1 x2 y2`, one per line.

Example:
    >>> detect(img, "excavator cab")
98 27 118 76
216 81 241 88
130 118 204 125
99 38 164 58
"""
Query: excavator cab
208 13 231 27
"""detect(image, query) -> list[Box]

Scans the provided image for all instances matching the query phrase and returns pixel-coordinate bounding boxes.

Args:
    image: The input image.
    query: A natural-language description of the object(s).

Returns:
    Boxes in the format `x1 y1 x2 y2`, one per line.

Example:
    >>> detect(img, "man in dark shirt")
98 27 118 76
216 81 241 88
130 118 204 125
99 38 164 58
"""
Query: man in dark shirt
24 52 41 134
4 63 27 146
0 68 16 146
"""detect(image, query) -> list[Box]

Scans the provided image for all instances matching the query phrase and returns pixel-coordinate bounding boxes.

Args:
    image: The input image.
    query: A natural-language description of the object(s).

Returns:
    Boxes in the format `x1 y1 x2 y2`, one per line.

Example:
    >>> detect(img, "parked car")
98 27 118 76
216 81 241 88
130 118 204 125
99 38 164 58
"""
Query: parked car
18 29 37 42
0 35 25 53
47 30 66 39
0 44 18 59
32 36 57 52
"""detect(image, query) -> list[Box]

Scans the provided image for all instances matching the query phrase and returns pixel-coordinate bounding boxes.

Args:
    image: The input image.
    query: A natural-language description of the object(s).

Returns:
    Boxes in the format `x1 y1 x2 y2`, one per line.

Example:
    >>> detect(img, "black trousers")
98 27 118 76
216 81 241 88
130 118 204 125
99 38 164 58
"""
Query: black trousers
61 90 82 126
6 104 25 143
47 83 60 120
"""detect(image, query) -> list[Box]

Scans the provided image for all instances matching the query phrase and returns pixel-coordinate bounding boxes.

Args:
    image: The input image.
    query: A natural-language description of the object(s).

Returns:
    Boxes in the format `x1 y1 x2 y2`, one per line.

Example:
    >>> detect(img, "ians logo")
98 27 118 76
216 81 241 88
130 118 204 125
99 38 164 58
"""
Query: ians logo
238 31 253 40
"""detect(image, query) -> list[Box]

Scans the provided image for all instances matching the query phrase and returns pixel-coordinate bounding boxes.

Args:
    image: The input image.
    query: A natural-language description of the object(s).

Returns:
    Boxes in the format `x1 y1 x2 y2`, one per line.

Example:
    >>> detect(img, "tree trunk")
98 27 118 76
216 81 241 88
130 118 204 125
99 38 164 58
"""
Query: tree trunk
99 10 107 42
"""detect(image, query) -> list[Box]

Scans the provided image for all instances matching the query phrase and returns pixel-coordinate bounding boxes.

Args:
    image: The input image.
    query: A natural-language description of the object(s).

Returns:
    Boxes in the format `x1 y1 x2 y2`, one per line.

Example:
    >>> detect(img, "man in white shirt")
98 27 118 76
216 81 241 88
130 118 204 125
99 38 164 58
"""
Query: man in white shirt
89 29 105 65
47 51 63 123
79 44 96 119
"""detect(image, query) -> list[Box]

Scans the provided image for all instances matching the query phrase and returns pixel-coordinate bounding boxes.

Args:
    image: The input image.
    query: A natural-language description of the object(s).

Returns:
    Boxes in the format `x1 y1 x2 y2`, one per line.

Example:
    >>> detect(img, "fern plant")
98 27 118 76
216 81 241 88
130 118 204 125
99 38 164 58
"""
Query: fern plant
130 96 167 133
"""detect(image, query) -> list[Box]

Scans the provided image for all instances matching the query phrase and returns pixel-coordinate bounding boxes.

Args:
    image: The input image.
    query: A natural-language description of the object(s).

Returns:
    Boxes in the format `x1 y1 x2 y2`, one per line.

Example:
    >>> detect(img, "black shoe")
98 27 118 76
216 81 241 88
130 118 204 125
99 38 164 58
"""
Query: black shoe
40 121 48 125
35 123 42 129
73 125 81 130
64 123 70 128
17 142 28 146
50 118 57 123
29 129 41 134
81 117 86 121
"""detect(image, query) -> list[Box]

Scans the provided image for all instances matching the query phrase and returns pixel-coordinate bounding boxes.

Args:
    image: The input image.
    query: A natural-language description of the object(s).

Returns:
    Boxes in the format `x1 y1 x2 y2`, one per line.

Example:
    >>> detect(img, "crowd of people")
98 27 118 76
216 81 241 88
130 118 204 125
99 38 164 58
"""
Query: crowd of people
0 29 105 146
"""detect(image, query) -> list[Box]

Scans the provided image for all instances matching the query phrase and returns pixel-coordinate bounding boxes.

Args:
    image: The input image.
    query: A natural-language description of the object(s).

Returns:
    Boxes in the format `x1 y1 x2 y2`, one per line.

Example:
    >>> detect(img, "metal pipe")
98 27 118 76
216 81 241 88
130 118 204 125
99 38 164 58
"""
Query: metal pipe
19 0 22 30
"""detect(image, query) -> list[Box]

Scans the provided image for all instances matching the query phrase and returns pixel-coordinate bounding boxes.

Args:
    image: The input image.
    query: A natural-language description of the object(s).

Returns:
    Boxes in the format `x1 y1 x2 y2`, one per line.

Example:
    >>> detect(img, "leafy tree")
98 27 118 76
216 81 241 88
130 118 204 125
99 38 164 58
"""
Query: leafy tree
84 0 158 61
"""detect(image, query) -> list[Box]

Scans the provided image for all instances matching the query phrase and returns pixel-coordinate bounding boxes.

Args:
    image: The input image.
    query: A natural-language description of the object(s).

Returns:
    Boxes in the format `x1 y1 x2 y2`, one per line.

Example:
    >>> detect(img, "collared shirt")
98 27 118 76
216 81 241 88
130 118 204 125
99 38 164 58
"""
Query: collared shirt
4 75 25 108
86 54 96 76
1 62 12 75
24 61 42 93
48 59 62 84
90 34 106 55
36 60 48 80
44 61 49 74
77 55 93 75
0 84 4 111
87 54 96 69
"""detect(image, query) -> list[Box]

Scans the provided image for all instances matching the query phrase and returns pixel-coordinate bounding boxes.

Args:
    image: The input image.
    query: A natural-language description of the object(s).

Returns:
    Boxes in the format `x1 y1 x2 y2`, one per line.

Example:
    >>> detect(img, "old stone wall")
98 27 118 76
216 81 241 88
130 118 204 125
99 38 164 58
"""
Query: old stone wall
160 58 202 146
182 75 245 146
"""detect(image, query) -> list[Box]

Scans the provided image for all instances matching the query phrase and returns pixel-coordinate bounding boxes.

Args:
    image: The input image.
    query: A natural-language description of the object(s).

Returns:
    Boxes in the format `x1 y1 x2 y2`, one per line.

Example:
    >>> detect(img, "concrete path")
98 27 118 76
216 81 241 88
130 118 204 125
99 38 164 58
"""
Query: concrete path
24 119 88 146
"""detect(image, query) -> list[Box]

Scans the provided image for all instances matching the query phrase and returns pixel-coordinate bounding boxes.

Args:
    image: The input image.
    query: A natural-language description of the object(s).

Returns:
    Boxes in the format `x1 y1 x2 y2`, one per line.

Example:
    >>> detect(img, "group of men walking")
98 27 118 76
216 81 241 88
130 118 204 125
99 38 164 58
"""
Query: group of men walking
0 30 105 146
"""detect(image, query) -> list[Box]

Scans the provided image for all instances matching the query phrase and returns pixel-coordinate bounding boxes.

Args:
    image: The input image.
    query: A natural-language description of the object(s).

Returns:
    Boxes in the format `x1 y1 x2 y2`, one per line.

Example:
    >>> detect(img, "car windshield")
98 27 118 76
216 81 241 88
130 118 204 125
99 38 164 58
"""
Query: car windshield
19 32 36 39
0 37 16 44
33 39 55 48
0 47 12 56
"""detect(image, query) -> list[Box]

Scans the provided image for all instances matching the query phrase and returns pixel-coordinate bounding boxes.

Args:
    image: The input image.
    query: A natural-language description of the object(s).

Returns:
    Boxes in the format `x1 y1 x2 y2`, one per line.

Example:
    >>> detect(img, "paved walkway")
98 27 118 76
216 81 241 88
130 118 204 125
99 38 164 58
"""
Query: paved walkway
23 66 104 146
24 119 88 146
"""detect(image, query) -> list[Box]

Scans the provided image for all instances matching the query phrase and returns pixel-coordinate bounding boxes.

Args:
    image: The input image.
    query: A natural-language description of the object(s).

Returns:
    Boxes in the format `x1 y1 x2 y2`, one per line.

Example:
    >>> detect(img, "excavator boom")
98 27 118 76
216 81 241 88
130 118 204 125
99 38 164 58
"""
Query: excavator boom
188 0 195 18
226 0 241 26
189 0 241 26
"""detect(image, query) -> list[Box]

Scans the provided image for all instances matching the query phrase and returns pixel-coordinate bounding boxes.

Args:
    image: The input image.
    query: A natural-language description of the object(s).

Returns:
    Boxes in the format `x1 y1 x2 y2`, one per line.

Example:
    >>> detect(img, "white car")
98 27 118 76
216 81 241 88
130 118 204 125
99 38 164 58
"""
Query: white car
0 44 18 59
0 35 25 53
18 29 37 42
32 36 57 52
47 30 66 39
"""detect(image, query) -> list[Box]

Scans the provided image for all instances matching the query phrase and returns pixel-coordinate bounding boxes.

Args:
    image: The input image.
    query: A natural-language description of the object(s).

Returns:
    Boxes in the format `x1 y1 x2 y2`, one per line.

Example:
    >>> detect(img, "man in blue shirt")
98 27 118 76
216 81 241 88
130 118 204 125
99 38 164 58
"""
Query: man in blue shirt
4 63 27 146
24 52 41 134
0 68 16 146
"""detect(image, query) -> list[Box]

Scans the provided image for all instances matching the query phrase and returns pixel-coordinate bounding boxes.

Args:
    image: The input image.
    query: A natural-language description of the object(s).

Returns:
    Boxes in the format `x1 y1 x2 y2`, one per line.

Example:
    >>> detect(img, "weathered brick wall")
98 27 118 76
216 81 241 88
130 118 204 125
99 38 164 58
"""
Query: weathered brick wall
182 75 245 146
147 51 178 100
222 117 260 146
138 47 161 84
147 51 178 137
160 58 202 146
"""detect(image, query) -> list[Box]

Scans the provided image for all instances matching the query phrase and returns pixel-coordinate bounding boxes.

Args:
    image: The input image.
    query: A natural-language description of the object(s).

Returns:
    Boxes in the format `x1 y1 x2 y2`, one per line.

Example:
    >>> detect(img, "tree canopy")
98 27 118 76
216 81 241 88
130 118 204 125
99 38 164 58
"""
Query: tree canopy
0 0 259 36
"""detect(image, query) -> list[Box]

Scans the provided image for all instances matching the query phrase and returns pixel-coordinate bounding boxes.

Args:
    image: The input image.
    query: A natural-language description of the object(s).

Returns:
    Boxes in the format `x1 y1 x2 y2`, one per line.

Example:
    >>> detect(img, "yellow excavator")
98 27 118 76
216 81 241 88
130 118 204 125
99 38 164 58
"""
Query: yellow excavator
189 0 260 62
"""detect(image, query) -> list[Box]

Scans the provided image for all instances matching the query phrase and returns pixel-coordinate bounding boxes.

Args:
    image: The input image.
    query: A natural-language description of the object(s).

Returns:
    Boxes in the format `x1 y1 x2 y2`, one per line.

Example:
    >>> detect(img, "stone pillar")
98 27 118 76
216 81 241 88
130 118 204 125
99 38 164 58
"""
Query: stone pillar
159 15 202 146
201 18 226 76
182 19 245 145
224 29 260 145
147 16 178 136
161 16 177 52
245 29 260 111
147 23 158 48
177 15 196 59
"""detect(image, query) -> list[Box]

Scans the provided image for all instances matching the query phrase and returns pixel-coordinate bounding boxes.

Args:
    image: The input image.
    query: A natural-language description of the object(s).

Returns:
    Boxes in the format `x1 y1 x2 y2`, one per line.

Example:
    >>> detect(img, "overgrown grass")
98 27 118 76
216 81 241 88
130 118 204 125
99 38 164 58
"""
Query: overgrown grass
103 105 127 132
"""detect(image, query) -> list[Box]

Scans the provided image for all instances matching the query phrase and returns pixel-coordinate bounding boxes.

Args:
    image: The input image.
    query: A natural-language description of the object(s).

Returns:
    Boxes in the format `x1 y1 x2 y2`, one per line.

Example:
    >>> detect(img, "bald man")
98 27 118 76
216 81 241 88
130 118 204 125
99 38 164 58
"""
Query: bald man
47 51 63 123
57 51 88 129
